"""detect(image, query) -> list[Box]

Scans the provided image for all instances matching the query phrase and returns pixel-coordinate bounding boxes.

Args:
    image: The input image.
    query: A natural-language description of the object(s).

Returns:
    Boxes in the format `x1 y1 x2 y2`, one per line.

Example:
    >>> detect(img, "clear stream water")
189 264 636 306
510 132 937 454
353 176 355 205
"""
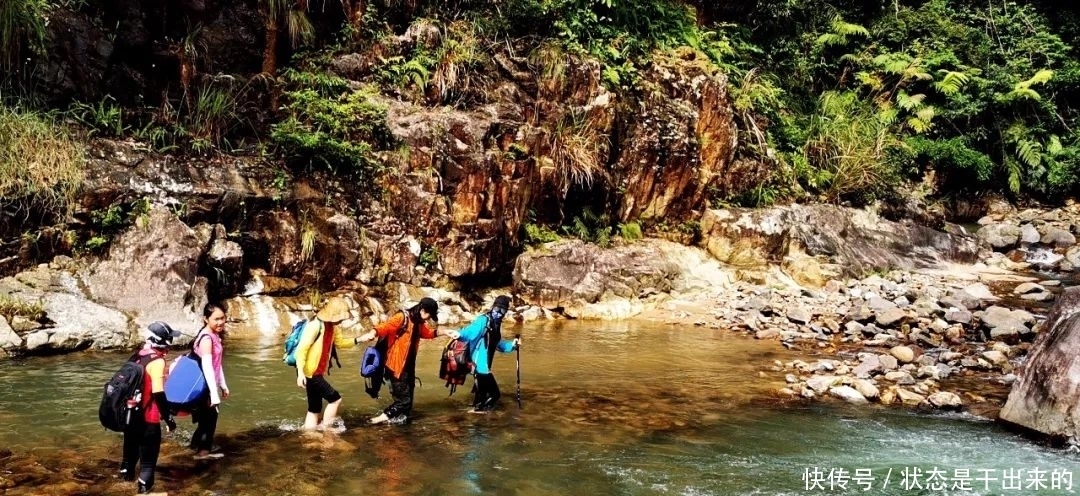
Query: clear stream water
0 320 1077 495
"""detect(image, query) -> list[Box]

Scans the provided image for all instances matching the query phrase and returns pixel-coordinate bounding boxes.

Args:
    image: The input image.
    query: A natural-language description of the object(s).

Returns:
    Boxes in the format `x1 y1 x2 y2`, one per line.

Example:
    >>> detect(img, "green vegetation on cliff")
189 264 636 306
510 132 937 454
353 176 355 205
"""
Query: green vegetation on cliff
2 0 1079 213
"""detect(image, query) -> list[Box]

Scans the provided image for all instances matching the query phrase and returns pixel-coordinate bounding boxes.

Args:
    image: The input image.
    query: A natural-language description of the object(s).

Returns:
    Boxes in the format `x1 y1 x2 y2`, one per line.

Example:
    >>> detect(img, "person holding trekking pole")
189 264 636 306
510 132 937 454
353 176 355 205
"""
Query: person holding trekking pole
444 295 520 413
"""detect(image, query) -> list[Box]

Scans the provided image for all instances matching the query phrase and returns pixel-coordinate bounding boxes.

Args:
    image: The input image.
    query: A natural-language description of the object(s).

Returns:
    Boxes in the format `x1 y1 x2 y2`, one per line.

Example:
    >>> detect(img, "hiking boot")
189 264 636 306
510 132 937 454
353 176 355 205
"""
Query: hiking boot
118 468 135 481
386 414 408 425
368 413 390 425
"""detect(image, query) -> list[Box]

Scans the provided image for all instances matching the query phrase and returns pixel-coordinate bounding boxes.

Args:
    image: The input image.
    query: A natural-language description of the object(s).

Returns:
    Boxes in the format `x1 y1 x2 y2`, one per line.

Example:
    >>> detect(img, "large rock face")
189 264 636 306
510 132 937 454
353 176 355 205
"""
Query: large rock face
999 287 1080 442
79 205 208 332
610 53 738 222
512 238 734 319
698 205 980 282
0 264 130 355
29 1 264 104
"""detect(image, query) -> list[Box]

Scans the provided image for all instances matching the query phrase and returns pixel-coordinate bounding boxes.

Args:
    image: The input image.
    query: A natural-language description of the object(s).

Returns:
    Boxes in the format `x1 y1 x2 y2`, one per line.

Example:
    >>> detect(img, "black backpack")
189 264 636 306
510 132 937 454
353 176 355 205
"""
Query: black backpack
99 352 154 432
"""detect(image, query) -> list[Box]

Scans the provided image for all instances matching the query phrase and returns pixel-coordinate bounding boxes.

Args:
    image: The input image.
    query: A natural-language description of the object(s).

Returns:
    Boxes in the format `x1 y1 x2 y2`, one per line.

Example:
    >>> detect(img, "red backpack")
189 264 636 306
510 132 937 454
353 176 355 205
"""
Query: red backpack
438 338 473 395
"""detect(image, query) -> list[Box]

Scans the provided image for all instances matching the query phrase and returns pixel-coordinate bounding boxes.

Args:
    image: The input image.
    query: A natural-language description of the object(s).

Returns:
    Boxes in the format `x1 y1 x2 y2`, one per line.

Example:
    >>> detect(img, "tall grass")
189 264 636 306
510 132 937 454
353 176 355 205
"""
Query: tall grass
0 294 44 321
0 105 85 217
0 0 48 71
549 109 608 195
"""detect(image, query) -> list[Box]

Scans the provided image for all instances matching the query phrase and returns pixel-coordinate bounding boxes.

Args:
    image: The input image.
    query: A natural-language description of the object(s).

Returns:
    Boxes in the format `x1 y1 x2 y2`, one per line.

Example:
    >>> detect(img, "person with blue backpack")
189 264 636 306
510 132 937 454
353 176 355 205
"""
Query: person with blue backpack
355 297 447 425
445 295 520 412
187 302 231 460
120 321 180 495
293 295 365 432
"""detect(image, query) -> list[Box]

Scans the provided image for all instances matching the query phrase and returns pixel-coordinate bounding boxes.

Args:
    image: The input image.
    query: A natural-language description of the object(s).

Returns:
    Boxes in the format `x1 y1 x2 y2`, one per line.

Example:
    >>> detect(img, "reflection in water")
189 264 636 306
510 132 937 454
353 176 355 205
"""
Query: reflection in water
0 320 1077 495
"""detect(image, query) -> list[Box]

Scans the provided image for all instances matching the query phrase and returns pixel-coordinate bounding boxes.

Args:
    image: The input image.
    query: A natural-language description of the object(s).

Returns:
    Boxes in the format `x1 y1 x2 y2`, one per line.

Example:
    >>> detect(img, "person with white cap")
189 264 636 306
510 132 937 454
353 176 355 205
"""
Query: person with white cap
445 295 520 412
120 321 180 495
294 295 365 432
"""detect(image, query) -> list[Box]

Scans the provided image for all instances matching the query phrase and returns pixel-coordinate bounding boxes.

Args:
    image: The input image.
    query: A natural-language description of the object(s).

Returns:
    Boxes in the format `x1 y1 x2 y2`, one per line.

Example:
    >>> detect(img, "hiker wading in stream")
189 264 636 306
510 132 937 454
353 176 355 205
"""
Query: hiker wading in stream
294 296 364 432
356 297 451 425
445 295 520 412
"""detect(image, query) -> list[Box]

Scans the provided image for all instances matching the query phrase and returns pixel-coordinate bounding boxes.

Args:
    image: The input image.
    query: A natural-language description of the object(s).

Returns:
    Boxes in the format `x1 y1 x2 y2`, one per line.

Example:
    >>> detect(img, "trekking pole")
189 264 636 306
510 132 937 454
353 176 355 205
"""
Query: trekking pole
515 334 522 408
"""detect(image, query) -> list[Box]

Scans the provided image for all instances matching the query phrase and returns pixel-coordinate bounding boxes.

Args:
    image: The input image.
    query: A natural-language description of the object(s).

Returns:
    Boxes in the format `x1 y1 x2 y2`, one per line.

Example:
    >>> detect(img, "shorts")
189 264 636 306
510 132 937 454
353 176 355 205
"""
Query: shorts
305 375 341 413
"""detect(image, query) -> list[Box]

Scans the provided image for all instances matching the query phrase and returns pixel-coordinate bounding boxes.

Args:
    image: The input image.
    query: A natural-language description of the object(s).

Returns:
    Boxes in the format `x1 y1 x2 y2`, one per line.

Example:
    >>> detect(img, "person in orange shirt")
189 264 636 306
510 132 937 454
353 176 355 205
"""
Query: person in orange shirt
294 296 364 432
357 297 449 425
121 322 179 496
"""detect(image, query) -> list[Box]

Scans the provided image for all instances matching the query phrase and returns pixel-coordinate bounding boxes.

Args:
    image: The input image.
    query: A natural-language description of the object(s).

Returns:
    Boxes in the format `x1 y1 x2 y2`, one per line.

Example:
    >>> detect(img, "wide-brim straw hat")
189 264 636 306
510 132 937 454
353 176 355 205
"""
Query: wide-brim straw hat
316 296 351 323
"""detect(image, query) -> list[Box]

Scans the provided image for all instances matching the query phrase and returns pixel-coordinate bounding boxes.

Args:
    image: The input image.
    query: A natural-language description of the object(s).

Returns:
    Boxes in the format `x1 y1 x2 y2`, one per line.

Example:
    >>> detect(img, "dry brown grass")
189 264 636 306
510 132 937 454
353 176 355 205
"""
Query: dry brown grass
0 106 85 216
549 109 608 195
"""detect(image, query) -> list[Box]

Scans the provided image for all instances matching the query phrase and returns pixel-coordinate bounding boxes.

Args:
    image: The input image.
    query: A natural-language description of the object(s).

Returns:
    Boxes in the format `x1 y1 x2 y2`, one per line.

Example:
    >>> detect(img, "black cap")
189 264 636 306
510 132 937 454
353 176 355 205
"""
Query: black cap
492 295 511 311
419 297 439 322
147 321 181 346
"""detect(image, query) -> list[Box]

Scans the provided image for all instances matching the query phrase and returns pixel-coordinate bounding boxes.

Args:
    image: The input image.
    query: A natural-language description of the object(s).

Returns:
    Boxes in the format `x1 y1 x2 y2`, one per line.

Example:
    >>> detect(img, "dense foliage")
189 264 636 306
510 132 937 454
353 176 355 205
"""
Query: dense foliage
3 0 1079 212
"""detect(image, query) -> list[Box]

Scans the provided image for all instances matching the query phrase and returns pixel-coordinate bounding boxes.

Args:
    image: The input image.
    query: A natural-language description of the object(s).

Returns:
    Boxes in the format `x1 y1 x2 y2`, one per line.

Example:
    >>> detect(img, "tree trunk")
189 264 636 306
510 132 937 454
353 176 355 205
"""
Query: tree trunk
262 15 279 110
261 17 278 76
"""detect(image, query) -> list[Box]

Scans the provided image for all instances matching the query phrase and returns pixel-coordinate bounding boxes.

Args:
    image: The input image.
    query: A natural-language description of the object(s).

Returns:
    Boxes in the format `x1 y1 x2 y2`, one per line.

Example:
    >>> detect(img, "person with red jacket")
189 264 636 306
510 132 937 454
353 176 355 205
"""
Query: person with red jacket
357 297 449 425
120 321 179 496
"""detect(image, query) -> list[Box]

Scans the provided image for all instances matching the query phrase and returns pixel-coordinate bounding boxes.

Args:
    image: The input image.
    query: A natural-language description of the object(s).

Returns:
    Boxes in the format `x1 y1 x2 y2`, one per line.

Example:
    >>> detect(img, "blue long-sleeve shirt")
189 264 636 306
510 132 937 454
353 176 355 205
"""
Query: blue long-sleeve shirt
456 314 515 374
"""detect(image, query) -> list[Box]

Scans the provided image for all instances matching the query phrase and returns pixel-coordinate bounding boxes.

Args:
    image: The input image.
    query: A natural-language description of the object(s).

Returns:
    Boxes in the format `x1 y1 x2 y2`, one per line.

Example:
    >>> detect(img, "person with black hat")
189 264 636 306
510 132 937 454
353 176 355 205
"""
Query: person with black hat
121 321 180 495
356 297 452 425
444 295 520 412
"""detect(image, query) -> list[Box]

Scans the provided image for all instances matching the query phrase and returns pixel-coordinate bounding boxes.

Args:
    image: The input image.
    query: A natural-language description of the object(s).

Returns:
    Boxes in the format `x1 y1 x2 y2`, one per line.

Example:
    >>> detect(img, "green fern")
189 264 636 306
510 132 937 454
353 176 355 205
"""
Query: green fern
815 17 869 48
895 91 925 111
1003 69 1053 102
1047 135 1063 155
933 70 971 96
1015 139 1043 168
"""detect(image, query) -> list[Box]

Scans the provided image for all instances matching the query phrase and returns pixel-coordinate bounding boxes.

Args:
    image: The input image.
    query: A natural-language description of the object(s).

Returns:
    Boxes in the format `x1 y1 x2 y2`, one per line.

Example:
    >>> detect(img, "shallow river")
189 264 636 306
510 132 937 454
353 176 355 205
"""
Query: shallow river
1 320 1077 495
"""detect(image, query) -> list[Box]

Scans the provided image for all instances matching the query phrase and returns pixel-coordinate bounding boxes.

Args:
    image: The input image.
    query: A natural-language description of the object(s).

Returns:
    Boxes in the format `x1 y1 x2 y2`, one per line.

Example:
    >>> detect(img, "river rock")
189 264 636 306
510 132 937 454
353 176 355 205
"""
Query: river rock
896 388 927 405
878 354 899 371
890 345 916 363
0 317 20 351
698 204 979 279
928 391 963 410
980 306 1034 342
1040 227 1076 247
513 239 725 317
852 354 881 378
786 307 812 325
851 378 880 399
884 371 916 384
944 308 972 324
1000 287 1080 441
829 386 869 404
806 375 841 393
976 223 1020 250
876 308 907 327
1013 282 1045 295
1020 223 1041 245
1020 292 1054 302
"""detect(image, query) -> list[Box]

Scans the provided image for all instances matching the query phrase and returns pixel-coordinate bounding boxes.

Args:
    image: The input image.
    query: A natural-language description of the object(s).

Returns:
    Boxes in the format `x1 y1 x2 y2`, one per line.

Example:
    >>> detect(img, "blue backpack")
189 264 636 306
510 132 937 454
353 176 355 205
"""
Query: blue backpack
282 319 341 372
283 319 311 366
